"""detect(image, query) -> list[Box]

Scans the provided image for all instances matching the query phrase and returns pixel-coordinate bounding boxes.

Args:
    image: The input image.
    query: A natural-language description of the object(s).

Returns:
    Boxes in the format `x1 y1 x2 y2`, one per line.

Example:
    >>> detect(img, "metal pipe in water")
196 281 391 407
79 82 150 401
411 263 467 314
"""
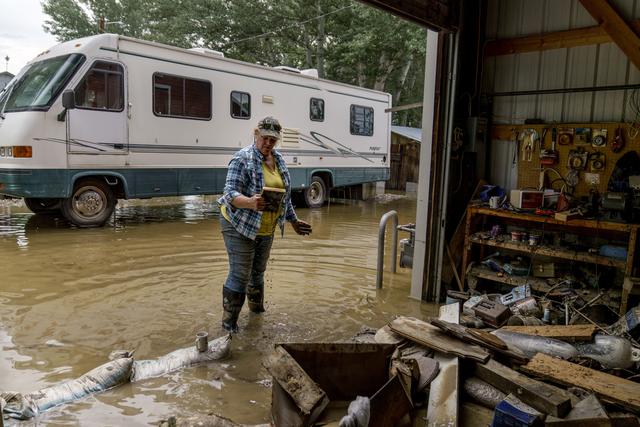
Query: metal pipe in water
376 210 398 289
195 331 208 352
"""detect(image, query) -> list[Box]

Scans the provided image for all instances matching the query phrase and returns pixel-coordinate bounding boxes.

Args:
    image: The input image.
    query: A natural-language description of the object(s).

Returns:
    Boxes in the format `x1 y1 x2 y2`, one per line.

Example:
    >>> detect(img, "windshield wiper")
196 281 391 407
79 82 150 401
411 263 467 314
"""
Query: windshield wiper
0 82 16 120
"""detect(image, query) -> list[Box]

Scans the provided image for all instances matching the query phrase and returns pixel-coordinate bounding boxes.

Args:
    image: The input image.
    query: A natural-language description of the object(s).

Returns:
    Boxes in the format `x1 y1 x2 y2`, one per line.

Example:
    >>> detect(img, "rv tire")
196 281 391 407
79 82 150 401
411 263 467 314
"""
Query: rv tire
24 198 61 214
304 176 327 208
62 178 115 227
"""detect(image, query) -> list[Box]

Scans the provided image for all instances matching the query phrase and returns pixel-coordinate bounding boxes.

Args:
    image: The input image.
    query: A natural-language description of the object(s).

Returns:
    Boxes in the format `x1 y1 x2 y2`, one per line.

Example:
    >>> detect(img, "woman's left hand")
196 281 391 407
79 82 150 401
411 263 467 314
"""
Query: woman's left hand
292 220 312 235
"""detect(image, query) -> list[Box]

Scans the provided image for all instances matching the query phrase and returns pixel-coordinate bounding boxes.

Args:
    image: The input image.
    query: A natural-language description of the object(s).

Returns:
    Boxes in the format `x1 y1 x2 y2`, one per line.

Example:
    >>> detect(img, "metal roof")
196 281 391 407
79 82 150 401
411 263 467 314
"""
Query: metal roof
391 125 422 143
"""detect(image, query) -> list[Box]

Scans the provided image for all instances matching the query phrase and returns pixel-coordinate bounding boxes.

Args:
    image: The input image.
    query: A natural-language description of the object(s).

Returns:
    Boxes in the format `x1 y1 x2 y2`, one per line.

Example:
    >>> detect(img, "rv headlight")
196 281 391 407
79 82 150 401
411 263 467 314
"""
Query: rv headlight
6 147 12 157
12 146 32 158
0 147 4 157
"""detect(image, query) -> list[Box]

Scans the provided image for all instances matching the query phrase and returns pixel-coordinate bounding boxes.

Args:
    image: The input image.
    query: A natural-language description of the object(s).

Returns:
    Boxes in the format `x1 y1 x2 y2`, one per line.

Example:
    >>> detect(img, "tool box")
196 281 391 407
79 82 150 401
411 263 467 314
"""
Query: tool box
473 300 511 327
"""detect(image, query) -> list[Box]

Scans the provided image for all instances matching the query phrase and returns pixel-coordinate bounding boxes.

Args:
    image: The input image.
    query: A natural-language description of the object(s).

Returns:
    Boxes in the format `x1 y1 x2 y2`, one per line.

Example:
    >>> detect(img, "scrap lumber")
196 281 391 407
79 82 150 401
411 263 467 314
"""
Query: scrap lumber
521 353 640 414
427 303 460 427
432 319 528 363
474 358 572 417
264 345 329 425
389 316 490 363
545 394 611 426
500 325 597 342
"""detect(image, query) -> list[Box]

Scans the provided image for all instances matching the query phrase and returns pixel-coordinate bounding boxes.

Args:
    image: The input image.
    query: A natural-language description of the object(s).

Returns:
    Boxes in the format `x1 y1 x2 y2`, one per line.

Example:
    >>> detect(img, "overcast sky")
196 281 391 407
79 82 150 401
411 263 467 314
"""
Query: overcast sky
0 0 58 75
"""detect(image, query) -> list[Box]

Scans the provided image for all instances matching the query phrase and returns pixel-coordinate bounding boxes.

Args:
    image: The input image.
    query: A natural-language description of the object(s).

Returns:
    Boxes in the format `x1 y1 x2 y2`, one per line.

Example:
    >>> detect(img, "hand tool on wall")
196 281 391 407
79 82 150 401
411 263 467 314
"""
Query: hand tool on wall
540 127 558 165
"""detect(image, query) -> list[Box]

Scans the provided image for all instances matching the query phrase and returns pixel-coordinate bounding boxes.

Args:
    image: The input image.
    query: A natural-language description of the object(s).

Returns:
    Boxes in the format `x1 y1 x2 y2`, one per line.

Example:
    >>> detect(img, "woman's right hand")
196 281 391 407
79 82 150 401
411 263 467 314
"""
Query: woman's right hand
232 194 266 211
249 194 266 211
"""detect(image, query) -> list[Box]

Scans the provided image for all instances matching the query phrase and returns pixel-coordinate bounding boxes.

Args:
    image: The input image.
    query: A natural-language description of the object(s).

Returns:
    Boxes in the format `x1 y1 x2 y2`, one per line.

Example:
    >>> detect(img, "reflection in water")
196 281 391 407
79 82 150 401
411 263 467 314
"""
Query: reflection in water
0 195 434 426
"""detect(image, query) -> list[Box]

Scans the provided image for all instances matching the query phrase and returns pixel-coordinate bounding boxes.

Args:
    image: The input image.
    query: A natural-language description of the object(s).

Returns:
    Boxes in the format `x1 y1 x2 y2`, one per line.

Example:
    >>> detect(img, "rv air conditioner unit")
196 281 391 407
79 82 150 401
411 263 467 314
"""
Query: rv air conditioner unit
301 69 319 78
188 47 225 57
273 66 301 74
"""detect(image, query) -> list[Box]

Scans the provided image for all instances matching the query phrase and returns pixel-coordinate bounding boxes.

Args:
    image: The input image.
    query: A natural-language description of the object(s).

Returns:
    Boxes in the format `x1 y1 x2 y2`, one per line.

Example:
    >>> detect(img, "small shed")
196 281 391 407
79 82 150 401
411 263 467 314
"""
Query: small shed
0 71 14 91
389 125 421 191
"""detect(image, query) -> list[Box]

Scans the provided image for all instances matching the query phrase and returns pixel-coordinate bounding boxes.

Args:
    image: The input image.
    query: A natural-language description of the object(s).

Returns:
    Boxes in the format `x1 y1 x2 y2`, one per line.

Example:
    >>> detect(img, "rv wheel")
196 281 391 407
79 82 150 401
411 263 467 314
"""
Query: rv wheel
24 198 61 214
61 178 115 227
304 176 327 208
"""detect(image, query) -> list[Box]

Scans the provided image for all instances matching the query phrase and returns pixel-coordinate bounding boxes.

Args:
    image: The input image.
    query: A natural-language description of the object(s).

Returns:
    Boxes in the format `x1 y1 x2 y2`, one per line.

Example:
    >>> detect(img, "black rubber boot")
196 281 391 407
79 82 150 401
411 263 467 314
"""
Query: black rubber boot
247 284 265 313
222 288 245 333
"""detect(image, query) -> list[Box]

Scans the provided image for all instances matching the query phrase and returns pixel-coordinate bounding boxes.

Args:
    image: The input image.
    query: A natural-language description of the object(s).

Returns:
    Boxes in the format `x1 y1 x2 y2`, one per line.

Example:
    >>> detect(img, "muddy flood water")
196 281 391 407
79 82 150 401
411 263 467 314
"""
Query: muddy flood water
0 194 436 426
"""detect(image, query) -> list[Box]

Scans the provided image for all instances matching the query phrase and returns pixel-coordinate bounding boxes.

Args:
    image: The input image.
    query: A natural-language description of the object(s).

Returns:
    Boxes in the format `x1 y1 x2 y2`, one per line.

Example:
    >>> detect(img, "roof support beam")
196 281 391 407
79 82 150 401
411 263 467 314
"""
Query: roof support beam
579 0 640 70
485 20 640 57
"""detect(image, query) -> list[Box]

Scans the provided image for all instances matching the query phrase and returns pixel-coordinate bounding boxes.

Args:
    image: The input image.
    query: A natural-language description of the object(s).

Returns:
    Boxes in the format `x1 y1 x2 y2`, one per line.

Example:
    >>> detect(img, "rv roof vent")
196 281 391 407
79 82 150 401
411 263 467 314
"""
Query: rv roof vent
301 69 319 78
273 66 301 74
188 47 225 57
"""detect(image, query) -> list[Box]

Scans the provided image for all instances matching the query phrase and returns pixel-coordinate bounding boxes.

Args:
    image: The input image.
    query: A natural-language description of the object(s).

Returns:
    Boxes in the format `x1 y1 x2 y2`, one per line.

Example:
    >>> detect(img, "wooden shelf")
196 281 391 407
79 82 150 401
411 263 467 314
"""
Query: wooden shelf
461 205 638 315
469 233 626 269
467 265 553 293
468 206 639 233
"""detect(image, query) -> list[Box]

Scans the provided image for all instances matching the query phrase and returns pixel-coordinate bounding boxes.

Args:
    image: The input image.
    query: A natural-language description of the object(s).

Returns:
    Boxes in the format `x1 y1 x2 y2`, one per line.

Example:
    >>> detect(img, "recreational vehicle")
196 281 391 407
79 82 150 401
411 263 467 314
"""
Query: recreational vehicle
0 34 391 227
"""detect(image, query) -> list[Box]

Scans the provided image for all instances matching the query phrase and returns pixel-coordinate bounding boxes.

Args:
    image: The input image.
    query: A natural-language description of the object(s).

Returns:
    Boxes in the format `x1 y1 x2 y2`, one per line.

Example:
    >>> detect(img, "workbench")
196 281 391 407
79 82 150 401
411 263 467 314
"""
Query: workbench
460 206 640 314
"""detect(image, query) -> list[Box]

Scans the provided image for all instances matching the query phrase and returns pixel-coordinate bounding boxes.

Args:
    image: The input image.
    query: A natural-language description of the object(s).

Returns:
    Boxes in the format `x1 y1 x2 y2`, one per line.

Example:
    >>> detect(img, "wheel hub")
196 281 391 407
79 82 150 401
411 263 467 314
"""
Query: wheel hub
310 183 322 202
74 189 105 218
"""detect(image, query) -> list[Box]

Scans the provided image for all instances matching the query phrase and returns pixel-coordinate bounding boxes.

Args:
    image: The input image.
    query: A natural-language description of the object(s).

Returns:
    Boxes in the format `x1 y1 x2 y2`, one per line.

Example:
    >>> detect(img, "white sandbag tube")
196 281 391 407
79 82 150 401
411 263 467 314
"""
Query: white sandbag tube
2 354 134 420
1 334 231 420
131 334 231 382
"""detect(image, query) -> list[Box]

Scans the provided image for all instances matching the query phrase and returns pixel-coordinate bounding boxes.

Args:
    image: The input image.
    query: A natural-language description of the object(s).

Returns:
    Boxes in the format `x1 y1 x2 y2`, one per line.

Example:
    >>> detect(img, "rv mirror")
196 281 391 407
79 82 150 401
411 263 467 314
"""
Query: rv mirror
62 90 76 109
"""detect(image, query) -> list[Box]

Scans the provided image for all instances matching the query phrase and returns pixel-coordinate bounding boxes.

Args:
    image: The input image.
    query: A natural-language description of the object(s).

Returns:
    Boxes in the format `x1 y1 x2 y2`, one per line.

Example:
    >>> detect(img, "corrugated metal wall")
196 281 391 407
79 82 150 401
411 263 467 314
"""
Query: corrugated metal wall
483 0 640 124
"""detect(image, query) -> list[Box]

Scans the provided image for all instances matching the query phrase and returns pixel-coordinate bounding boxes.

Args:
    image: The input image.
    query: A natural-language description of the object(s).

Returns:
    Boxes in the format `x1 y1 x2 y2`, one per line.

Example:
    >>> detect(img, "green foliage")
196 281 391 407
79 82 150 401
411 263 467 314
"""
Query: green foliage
41 0 426 126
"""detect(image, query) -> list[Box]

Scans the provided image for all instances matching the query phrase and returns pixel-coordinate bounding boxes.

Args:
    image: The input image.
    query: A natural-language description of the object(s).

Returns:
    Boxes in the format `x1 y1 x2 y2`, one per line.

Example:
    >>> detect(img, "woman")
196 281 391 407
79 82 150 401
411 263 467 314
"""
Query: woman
217 116 312 333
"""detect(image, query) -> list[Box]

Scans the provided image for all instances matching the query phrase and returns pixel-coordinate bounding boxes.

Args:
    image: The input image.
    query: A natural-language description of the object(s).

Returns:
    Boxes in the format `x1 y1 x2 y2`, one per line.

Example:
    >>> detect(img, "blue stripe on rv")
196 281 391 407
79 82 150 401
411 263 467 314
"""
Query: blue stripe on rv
0 167 389 199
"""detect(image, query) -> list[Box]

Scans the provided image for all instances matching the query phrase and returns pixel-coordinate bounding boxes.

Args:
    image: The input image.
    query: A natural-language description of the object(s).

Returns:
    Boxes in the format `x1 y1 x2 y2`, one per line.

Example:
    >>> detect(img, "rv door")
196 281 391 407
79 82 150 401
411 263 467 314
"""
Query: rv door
66 60 128 154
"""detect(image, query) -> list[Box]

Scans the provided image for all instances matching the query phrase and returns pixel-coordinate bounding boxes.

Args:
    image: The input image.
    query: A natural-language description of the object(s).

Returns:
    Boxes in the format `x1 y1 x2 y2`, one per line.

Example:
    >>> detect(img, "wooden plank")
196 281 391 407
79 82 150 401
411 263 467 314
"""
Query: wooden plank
474 358 573 417
389 316 490 363
500 325 597 342
427 303 460 427
521 353 640 413
579 0 640 71
431 319 529 363
485 20 640 57
468 205 639 233
264 345 329 425
485 25 614 56
460 207 474 286
545 394 612 426
626 228 637 277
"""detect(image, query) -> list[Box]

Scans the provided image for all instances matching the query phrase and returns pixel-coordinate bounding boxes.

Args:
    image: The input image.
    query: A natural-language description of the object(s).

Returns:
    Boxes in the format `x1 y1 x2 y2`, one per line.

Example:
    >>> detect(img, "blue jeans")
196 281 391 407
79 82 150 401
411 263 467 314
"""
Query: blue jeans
220 216 274 294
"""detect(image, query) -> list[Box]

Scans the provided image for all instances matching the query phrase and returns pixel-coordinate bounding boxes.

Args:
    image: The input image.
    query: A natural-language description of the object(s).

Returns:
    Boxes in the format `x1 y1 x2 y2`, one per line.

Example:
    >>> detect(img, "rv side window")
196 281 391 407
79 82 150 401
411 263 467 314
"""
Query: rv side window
153 73 211 120
75 61 124 111
350 105 374 136
310 98 324 121
230 91 250 119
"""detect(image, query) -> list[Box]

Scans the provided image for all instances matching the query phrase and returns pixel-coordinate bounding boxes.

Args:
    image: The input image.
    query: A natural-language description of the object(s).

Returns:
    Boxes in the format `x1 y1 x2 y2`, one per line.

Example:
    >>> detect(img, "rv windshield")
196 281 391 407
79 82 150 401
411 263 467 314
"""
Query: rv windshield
0 54 85 113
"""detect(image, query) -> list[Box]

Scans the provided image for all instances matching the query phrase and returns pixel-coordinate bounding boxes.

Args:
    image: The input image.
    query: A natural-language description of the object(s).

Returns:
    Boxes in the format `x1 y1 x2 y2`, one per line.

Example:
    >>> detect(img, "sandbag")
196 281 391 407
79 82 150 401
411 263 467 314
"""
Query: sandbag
132 334 231 382
2 355 133 420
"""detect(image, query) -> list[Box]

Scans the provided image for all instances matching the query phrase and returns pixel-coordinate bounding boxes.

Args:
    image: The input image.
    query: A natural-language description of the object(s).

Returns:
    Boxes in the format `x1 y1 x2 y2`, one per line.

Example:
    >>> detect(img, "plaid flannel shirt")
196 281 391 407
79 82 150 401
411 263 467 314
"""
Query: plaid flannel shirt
218 144 298 240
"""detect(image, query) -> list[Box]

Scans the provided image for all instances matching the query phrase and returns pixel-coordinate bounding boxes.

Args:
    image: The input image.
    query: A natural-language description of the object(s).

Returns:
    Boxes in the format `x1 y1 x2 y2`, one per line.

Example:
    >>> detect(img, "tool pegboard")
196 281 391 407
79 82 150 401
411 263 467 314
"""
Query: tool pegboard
491 122 640 197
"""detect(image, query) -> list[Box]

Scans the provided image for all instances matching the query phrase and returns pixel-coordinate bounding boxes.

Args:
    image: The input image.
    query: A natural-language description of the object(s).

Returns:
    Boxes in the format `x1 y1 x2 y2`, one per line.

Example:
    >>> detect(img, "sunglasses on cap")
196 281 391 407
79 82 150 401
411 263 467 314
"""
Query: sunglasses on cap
258 117 282 133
